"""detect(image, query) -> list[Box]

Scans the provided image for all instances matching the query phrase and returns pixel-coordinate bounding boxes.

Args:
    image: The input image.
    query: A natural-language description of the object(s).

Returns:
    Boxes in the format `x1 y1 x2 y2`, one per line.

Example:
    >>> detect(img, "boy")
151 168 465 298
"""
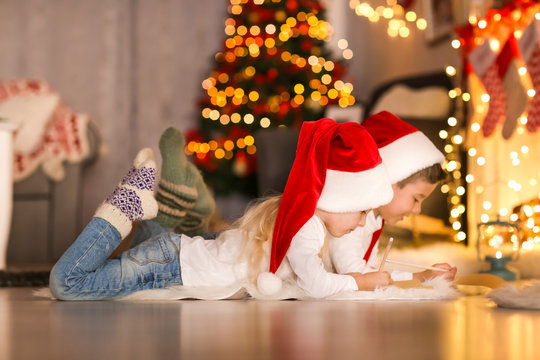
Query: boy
329 111 457 282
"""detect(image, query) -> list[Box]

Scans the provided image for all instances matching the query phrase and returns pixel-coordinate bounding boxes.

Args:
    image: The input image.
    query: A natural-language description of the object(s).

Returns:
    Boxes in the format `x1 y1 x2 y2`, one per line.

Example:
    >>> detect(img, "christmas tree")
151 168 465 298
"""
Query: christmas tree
186 0 355 196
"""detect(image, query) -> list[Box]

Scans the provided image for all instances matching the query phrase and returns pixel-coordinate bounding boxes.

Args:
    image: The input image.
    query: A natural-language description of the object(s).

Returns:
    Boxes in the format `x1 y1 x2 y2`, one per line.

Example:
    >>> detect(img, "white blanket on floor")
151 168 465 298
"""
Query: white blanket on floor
35 277 459 301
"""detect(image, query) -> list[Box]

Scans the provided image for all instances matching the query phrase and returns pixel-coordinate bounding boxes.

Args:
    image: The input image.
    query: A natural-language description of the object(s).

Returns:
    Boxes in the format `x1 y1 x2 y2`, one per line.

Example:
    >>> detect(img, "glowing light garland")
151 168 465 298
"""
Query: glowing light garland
445 2 540 249
349 0 427 38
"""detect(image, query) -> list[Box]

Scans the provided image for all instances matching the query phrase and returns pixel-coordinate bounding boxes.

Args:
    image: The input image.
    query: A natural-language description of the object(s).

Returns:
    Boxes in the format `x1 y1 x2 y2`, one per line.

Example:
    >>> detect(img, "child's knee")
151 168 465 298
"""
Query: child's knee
49 264 76 301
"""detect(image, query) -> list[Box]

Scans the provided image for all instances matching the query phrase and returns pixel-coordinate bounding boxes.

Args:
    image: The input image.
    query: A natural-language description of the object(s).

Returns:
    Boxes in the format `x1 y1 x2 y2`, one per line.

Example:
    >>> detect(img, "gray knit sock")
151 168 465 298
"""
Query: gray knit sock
154 127 215 236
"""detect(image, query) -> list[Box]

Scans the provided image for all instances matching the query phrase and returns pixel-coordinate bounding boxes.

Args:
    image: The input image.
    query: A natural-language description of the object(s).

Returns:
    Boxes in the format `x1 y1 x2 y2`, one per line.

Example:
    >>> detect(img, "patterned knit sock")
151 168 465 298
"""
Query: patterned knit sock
154 127 215 236
94 148 158 238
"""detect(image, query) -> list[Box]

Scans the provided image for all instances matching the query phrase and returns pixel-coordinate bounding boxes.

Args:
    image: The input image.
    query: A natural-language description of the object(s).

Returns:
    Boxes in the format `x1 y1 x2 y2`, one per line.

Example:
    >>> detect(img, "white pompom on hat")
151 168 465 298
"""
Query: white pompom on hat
362 111 445 184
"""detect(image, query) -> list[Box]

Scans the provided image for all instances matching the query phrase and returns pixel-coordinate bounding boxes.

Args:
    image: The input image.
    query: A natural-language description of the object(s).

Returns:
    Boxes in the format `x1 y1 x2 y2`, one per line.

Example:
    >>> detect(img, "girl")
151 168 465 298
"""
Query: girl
49 118 394 300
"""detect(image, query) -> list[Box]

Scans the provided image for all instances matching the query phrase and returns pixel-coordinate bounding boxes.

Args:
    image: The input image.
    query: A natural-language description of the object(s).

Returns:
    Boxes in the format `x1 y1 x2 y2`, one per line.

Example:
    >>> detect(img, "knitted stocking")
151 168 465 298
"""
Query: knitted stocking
154 127 215 236
480 63 506 137
469 38 507 138
519 18 540 133
94 148 158 238
501 36 529 139
525 46 540 133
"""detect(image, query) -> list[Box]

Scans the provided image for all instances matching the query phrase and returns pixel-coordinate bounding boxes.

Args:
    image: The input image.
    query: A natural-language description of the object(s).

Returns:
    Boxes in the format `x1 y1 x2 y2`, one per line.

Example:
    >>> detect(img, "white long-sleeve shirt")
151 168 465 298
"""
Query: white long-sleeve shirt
179 215 358 298
329 211 413 282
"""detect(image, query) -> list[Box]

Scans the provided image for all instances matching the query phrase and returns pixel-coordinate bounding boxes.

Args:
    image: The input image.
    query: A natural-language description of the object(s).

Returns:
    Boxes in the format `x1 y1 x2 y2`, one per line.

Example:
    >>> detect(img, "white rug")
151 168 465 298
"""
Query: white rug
34 277 459 301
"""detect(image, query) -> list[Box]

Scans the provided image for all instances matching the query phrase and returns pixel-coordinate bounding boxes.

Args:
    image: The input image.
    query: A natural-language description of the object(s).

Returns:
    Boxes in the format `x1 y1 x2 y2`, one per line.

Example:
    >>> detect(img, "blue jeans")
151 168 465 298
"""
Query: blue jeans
49 217 183 300
130 220 173 249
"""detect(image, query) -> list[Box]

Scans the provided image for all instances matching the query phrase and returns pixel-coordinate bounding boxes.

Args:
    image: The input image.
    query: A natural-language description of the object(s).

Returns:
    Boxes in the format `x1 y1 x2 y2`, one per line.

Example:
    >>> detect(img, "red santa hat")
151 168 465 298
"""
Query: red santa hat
362 111 445 184
268 118 393 275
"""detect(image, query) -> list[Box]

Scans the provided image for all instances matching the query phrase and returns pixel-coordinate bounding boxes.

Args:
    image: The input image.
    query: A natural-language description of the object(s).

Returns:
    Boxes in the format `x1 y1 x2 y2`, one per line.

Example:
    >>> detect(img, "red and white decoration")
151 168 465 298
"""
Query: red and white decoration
519 17 540 133
0 80 91 182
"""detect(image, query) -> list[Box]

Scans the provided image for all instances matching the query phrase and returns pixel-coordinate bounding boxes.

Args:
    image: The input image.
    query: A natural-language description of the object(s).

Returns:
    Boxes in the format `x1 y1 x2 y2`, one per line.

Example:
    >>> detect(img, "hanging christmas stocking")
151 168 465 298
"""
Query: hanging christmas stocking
469 38 506 137
519 18 540 133
501 34 529 139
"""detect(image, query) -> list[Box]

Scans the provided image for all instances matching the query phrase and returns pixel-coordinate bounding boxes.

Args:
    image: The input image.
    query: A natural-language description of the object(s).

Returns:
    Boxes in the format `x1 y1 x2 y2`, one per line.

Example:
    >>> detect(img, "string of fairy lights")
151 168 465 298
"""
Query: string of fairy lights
443 6 540 249
349 0 427 38
187 0 356 161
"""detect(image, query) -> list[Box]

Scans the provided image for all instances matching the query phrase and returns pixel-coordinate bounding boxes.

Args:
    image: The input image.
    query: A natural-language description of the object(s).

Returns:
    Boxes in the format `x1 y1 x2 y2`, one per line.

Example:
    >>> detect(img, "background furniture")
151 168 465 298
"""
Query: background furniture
7 121 100 268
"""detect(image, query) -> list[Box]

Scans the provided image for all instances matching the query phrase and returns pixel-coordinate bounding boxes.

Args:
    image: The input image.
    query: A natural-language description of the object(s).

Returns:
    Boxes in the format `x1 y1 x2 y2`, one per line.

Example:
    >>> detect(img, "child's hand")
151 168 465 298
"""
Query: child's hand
347 271 392 291
412 263 457 282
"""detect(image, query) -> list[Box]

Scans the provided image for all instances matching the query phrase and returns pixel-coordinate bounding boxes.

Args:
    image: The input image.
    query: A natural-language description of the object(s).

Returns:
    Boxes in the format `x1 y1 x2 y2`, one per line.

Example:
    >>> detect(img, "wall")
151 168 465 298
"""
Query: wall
0 0 226 225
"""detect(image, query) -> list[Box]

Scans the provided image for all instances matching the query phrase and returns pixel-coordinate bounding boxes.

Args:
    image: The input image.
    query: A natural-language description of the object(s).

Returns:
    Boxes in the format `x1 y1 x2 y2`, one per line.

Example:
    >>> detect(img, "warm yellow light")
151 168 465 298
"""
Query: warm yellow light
382 7 394 19
337 39 348 49
457 186 466 196
214 148 225 159
477 157 486 166
462 93 471 101
519 66 527 75
452 135 463 144
405 11 417 22
451 39 461 49
209 110 220 120
439 130 448 139
321 74 332 85
468 147 477 156
447 117 457 126
265 24 276 34
471 122 481 132
478 19 487 28
489 39 500 52
294 83 305 94
528 89 536 97
416 18 427 30
466 174 474 183
446 66 456 76
452 222 461 230
481 214 490 223
224 140 234 151
260 117 271 128
483 201 492 210
481 93 490 102
457 232 466 241
510 213 519 221
248 91 259 101
244 114 255 124
343 49 354 59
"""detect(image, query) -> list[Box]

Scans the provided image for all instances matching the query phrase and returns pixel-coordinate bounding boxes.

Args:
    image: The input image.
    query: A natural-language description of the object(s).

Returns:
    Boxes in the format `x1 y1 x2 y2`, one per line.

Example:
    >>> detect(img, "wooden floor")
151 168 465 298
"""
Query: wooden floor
0 287 539 360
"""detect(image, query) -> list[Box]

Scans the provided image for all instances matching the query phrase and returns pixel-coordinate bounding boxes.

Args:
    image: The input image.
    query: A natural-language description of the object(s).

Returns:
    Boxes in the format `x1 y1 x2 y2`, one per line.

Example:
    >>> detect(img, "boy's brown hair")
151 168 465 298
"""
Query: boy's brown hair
396 163 448 189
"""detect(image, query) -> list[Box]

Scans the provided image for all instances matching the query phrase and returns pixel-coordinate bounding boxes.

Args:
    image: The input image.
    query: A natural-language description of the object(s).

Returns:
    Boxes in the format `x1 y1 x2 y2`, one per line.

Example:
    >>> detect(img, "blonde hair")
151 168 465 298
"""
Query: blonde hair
233 194 336 283
234 195 282 283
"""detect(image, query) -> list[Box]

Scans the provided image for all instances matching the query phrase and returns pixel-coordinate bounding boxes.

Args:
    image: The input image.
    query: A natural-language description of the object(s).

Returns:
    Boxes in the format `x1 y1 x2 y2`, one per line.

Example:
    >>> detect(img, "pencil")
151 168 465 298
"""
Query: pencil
378 237 394 271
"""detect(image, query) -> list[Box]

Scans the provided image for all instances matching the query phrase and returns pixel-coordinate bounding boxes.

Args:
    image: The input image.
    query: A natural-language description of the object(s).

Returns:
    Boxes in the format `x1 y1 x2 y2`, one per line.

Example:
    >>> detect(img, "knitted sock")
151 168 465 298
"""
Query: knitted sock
154 127 215 236
94 148 158 238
